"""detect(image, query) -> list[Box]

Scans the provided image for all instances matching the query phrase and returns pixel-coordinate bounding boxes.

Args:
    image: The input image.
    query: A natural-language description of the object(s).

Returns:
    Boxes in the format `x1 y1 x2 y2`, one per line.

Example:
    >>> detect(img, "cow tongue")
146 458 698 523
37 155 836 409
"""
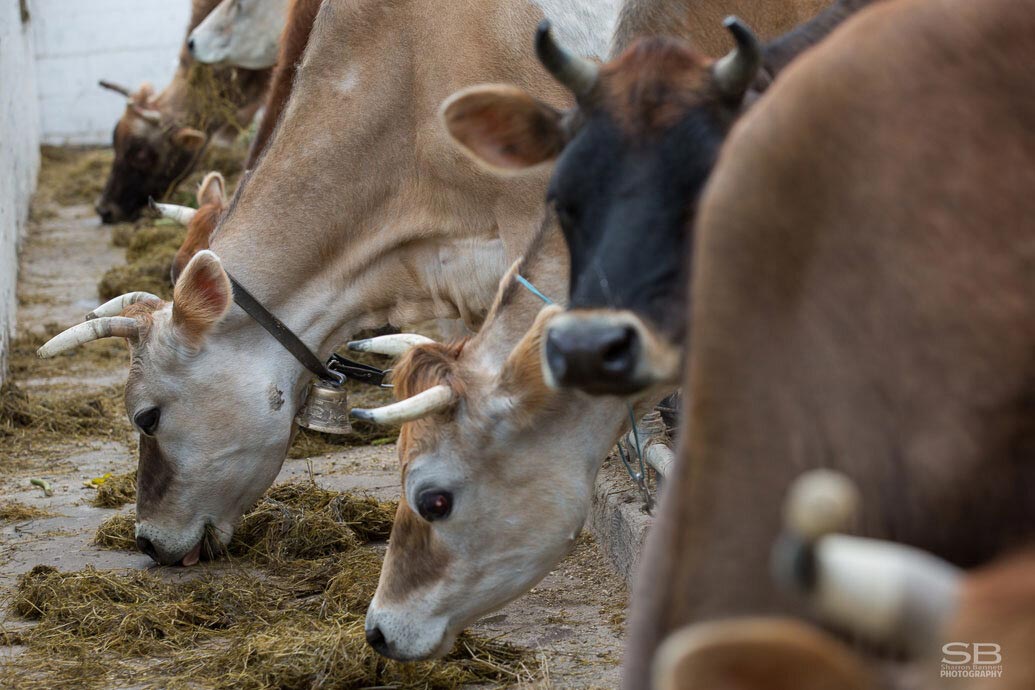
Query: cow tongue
181 542 202 567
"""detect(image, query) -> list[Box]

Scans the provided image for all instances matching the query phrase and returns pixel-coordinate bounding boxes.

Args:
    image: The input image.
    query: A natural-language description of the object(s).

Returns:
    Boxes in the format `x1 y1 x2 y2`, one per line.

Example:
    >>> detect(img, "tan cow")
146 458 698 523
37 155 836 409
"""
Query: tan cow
94 0 270 223
624 0 1035 685
346 222 664 661
40 0 620 567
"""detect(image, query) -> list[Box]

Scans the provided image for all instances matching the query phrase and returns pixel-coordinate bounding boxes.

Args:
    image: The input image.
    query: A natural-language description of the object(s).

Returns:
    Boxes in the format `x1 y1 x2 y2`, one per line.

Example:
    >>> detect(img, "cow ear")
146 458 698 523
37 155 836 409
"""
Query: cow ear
653 620 875 690
196 172 226 208
172 250 232 345
441 85 567 172
173 127 207 152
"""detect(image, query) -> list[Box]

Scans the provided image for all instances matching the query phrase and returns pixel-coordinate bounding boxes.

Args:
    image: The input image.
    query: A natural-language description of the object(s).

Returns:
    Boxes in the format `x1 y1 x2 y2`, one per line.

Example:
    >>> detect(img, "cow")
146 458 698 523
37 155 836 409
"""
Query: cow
39 0 620 568
622 0 1035 685
441 0 873 395
651 471 1035 690
151 171 228 283
94 0 271 224
346 222 664 661
188 0 291 69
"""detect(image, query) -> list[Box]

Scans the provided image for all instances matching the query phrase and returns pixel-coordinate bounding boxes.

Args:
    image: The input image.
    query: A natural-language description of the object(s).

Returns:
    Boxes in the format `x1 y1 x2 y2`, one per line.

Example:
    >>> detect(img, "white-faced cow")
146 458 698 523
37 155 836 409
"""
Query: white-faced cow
443 0 872 395
40 0 620 567
347 224 663 661
624 0 1035 685
94 0 270 223
188 0 291 69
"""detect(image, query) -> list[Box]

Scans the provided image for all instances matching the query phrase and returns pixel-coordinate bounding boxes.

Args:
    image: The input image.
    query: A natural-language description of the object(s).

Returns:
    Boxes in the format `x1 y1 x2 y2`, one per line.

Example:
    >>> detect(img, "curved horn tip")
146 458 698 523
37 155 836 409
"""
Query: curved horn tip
349 408 375 421
347 339 372 352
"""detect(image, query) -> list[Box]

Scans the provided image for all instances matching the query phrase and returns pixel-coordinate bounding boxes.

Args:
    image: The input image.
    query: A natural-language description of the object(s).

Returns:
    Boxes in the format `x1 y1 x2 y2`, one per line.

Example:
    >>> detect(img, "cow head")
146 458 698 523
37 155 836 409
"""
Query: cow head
188 0 289 70
442 19 761 395
151 171 228 283
351 295 633 660
38 251 301 565
95 81 207 224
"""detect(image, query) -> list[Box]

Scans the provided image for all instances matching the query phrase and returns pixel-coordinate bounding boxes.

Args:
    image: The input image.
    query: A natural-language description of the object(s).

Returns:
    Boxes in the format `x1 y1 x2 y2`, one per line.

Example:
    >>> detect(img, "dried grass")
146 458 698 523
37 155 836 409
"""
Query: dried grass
34 146 114 210
13 482 530 690
91 470 137 509
0 502 56 522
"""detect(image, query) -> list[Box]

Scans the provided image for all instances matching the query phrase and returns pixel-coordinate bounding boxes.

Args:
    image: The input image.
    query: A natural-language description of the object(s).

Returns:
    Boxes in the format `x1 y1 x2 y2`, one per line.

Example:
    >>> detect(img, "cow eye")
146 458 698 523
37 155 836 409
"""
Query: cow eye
134 407 161 436
416 490 453 522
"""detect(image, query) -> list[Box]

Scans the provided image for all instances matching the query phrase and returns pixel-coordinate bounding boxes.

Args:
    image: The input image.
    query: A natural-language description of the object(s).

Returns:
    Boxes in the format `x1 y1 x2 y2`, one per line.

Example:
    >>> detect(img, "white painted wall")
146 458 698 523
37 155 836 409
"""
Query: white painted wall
1 0 42 384
32 0 191 144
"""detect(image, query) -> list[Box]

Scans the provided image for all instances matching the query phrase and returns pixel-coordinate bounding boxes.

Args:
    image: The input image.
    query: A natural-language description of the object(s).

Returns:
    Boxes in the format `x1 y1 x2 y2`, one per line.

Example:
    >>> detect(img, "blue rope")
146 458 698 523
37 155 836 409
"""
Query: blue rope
516 274 554 305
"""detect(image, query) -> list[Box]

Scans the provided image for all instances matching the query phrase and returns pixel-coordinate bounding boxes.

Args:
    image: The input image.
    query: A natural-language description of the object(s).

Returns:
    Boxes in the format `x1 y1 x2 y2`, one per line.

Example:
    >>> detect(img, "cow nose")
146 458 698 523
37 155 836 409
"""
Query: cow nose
95 203 115 224
135 536 159 562
365 626 390 655
544 318 643 395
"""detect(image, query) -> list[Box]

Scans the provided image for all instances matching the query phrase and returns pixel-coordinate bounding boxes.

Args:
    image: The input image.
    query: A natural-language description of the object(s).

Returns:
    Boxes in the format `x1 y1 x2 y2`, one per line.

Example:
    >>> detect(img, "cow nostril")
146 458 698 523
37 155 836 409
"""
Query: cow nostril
544 329 569 382
365 626 389 654
135 536 158 561
187 37 196 54
599 326 638 373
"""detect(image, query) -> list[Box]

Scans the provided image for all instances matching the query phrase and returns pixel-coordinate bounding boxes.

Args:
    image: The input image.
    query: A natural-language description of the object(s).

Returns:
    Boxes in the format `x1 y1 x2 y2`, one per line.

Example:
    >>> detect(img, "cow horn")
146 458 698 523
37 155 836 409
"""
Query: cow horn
350 384 455 425
773 470 961 653
347 333 437 358
713 16 762 100
149 197 197 225
130 105 163 125
86 292 163 320
98 79 133 97
535 20 599 99
37 317 139 358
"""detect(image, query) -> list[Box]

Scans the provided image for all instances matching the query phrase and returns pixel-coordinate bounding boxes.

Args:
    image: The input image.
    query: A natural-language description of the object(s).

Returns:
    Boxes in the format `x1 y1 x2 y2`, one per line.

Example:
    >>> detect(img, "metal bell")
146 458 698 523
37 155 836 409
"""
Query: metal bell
295 380 352 435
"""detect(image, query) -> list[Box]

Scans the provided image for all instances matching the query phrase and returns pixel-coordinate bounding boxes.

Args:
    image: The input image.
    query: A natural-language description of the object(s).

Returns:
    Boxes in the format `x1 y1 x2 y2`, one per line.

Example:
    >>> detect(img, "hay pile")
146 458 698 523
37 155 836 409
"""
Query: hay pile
8 482 531 689
95 482 396 561
3 563 528 689
33 146 114 213
90 470 137 509
0 380 130 463
98 221 185 301
0 503 55 522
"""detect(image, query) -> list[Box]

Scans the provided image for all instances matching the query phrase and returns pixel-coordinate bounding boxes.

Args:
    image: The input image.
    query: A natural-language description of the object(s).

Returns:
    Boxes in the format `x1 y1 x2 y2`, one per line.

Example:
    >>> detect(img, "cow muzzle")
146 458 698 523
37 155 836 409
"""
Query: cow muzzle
542 310 681 395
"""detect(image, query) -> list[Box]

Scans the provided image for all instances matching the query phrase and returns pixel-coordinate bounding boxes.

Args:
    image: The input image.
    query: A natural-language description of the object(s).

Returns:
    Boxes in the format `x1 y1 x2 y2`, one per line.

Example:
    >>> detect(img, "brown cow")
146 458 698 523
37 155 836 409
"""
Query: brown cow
625 0 1035 685
94 0 270 223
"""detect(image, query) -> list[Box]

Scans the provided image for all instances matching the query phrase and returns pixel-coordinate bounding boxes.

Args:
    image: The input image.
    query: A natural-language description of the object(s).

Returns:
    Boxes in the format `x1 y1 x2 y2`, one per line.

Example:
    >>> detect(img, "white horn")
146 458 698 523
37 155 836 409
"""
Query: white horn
86 292 162 320
149 198 197 225
810 535 962 654
774 469 962 654
130 104 163 125
350 385 455 425
347 333 436 358
37 317 139 358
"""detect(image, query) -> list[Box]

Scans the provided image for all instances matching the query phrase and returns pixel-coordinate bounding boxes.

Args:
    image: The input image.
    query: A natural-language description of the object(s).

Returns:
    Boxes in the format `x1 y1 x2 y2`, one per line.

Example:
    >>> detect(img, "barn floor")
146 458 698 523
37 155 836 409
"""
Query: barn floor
0 152 628 688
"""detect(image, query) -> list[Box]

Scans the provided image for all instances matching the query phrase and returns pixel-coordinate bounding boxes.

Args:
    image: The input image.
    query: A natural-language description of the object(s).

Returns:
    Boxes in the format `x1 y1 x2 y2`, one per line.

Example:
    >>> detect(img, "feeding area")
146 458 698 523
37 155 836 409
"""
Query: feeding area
4 0 1034 689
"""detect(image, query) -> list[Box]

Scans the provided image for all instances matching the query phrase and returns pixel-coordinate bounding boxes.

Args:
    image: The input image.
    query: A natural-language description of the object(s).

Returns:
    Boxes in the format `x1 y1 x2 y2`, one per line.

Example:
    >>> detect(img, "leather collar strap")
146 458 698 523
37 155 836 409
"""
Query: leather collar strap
227 272 342 384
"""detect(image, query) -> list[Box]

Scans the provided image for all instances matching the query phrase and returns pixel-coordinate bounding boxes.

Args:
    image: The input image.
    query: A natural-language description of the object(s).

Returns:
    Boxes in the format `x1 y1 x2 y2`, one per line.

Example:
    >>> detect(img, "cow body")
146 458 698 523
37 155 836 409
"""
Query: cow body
624 0 1035 684
95 0 271 223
